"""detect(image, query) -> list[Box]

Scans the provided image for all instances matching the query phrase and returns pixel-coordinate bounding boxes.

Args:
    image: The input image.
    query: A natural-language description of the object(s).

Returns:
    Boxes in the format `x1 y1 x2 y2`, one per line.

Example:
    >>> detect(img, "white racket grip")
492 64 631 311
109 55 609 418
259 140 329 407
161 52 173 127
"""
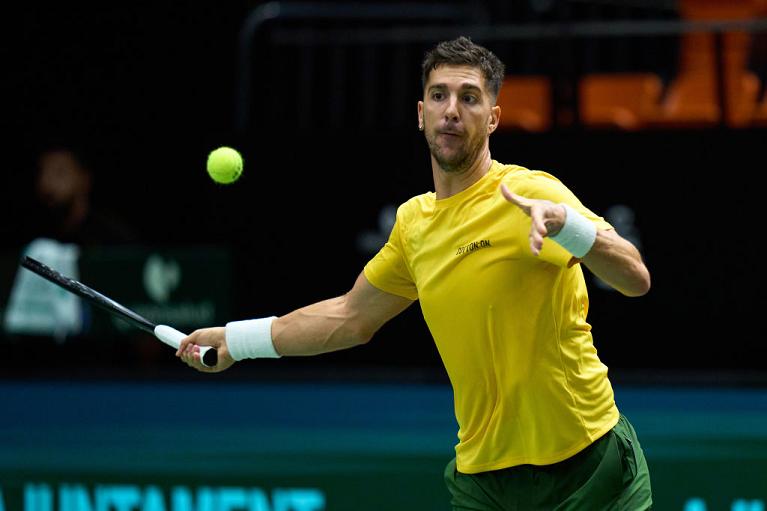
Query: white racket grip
154 324 216 368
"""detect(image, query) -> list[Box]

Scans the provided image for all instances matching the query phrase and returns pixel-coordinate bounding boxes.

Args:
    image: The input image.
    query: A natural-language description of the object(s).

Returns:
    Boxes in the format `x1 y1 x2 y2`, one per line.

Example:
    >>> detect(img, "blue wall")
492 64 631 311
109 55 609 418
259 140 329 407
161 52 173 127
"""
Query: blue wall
2 381 767 510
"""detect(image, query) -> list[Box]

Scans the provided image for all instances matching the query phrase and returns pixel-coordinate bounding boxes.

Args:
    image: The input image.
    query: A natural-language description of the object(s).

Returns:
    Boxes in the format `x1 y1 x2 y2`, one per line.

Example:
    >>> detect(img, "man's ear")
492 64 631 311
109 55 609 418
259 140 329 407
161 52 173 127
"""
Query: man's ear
489 105 501 134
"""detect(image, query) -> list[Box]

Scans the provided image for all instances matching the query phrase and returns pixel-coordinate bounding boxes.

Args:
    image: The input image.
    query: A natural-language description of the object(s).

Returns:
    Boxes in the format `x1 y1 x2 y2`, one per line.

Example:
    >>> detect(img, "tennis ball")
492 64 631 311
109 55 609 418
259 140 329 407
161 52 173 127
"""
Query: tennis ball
206 146 243 184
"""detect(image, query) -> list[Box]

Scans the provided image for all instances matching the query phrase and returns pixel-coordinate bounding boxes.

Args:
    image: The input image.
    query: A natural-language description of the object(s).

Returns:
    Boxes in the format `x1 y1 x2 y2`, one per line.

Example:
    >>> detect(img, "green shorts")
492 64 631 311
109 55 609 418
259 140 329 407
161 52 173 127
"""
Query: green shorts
444 414 652 510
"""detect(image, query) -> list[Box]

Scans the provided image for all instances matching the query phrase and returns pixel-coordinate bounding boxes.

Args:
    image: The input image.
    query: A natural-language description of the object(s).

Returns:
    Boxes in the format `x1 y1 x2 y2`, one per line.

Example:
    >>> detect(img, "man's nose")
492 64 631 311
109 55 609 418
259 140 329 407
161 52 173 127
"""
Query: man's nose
444 96 460 121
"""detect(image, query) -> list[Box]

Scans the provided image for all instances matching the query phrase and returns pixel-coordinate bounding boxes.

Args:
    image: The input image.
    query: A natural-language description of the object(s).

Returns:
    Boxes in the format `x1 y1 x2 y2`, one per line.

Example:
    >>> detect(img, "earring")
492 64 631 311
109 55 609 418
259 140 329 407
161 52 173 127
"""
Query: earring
418 123 424 131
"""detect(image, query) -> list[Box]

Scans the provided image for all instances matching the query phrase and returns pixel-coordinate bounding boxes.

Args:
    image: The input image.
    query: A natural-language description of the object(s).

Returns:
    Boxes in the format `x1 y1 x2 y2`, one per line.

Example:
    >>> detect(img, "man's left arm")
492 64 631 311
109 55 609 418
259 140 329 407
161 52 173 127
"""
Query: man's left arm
500 184 650 297
579 228 650 297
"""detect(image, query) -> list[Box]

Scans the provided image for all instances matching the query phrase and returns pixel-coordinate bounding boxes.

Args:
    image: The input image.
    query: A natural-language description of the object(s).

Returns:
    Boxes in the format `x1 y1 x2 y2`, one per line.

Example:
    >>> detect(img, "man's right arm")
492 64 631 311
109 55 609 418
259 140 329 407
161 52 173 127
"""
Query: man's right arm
272 271 414 356
176 271 414 372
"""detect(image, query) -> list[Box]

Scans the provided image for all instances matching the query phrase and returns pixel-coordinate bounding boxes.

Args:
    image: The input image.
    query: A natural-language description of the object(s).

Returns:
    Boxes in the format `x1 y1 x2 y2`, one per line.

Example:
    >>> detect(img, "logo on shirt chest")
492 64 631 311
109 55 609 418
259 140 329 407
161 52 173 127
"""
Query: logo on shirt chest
455 239 492 256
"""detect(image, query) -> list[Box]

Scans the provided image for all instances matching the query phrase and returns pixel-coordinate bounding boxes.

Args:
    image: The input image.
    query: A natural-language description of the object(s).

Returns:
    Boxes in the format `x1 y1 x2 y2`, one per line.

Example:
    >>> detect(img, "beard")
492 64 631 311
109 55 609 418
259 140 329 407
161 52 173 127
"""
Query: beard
425 128 485 174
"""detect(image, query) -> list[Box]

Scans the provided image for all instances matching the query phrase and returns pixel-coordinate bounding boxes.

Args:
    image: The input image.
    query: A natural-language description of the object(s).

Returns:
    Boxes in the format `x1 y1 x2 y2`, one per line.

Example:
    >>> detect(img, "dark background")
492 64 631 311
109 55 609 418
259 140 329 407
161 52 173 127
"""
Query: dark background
0 1 763 383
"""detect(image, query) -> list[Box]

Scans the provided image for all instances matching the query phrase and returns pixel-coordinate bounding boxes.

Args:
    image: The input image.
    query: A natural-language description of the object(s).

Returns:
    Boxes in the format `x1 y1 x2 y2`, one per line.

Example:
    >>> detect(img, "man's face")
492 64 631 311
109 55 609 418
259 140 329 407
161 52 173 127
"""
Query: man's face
418 65 498 173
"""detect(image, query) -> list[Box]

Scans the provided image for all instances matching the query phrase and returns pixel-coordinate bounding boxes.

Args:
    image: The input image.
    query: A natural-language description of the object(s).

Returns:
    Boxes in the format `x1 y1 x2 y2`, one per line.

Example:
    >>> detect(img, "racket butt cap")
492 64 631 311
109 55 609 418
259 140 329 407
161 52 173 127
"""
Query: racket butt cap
200 346 218 367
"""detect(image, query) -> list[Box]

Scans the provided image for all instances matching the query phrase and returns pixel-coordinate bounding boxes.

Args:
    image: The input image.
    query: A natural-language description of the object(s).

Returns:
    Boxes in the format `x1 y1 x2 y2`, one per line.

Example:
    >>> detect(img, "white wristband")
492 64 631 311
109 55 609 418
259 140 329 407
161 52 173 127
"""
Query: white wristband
549 203 597 258
225 316 281 360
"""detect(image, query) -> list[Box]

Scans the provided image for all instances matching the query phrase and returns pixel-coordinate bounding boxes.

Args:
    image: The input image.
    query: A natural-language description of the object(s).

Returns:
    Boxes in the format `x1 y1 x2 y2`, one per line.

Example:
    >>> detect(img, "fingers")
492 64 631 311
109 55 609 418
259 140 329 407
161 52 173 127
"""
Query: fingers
500 183 514 202
176 331 205 370
179 344 214 373
528 225 544 256
500 184 531 214
177 341 197 364
175 327 232 373
500 184 548 256
175 331 196 357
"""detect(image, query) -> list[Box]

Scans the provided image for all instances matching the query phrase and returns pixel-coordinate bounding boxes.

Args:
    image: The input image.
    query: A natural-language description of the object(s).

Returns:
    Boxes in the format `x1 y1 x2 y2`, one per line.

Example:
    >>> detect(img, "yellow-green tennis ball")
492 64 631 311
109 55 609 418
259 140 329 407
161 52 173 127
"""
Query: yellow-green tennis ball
206 147 243 184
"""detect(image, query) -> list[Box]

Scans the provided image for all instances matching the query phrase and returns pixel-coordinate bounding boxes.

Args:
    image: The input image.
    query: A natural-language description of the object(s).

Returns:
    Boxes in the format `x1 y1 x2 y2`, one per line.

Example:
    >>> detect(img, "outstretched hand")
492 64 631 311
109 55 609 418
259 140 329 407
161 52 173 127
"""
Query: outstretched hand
176 327 235 373
500 184 566 256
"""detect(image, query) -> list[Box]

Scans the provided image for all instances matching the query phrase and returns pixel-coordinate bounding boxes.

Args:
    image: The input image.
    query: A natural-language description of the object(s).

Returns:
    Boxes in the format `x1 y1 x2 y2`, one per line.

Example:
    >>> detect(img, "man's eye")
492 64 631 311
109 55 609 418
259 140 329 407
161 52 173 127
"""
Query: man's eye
432 92 444 100
463 95 478 104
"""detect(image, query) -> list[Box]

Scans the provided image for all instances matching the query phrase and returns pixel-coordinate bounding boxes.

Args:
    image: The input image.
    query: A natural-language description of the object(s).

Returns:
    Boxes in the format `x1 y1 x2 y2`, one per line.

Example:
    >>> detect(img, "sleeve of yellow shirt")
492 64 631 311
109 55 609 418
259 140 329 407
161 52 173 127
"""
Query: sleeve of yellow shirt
363 206 419 300
504 170 614 268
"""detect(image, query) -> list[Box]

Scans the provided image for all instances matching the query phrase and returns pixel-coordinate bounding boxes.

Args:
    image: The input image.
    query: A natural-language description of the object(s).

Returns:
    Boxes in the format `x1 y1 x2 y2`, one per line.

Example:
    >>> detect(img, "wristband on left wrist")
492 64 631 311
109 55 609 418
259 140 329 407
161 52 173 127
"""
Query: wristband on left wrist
548 204 597 258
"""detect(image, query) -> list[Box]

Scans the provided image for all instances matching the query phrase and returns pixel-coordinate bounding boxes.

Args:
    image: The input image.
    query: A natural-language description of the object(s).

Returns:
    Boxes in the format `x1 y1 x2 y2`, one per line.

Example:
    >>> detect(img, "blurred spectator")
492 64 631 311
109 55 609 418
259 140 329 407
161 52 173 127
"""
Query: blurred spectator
2 142 138 341
28 144 137 246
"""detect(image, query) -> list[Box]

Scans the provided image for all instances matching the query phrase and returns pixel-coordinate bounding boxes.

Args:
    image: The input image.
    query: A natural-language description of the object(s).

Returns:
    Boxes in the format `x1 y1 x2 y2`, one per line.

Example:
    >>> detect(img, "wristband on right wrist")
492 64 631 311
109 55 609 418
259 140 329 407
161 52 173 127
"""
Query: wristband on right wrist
225 316 280 360
548 203 597 258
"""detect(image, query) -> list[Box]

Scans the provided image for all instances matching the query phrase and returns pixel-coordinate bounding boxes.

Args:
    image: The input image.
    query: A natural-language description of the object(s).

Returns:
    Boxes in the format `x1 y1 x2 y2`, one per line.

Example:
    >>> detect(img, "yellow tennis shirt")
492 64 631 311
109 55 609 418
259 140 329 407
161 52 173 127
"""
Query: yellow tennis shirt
364 161 620 474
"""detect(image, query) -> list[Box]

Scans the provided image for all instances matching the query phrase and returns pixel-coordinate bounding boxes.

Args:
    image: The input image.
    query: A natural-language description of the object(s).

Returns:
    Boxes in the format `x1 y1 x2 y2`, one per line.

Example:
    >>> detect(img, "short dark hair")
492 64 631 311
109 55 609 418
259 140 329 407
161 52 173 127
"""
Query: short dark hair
421 36 506 101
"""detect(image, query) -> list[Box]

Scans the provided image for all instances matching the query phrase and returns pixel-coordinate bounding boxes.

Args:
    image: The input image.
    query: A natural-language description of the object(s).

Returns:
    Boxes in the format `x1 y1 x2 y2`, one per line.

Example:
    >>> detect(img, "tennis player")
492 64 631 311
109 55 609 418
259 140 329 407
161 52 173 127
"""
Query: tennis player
179 36 653 510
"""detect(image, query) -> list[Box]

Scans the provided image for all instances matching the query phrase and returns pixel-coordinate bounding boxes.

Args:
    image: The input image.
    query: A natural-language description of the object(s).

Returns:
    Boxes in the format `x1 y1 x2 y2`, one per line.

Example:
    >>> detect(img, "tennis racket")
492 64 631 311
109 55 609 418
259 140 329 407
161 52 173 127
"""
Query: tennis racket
20 256 218 367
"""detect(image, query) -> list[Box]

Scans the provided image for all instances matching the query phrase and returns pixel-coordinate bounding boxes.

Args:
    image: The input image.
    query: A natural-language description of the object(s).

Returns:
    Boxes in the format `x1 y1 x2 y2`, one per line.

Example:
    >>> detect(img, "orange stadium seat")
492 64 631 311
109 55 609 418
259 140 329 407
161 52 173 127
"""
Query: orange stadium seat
654 0 763 128
752 85 767 126
730 70 763 127
579 73 664 130
657 71 721 128
496 76 552 132
738 2 767 126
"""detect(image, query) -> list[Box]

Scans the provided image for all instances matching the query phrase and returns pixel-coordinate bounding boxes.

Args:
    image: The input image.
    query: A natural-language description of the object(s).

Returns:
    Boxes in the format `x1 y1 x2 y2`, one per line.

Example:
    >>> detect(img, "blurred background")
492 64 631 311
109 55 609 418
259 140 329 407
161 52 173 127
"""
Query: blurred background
1 0 766 509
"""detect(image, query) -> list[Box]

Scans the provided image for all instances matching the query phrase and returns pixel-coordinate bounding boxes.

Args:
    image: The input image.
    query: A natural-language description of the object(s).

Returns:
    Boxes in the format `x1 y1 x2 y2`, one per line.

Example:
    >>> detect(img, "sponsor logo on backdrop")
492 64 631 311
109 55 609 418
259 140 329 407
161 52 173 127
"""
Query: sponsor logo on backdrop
111 254 216 332
143 255 181 303
3 483 325 511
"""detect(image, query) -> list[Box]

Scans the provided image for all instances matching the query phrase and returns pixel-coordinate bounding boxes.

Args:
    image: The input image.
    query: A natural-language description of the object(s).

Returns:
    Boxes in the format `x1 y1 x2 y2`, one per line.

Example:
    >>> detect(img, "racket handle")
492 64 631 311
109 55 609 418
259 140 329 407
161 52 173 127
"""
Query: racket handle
154 325 218 368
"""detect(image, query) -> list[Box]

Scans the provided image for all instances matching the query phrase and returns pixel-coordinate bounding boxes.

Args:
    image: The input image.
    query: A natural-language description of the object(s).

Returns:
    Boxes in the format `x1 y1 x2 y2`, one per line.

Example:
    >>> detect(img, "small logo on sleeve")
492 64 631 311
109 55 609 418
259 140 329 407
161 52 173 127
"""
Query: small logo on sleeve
456 240 492 256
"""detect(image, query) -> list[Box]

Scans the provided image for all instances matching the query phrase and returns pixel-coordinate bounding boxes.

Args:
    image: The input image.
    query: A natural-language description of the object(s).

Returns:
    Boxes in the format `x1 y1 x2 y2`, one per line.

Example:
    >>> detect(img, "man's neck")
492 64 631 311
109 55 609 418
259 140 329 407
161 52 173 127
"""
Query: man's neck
432 150 493 199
